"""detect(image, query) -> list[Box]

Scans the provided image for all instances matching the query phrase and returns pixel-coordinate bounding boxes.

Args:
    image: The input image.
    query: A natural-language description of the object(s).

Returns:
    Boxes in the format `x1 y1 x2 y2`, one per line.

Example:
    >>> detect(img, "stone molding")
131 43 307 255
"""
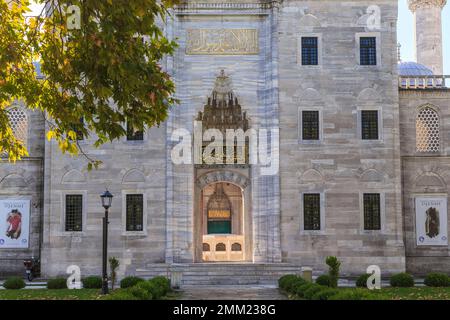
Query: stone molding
196 170 250 189
408 0 447 11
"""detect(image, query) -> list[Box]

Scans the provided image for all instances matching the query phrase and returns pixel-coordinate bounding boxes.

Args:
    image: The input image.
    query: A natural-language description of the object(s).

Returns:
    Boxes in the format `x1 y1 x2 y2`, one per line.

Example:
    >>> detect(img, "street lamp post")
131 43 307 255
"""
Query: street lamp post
100 190 113 295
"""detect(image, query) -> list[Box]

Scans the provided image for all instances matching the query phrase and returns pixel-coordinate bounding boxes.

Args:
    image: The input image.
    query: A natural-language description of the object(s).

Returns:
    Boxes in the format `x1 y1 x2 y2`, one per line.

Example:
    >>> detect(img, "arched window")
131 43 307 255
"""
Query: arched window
231 243 242 251
215 243 226 251
202 243 210 252
416 107 440 153
7 107 28 147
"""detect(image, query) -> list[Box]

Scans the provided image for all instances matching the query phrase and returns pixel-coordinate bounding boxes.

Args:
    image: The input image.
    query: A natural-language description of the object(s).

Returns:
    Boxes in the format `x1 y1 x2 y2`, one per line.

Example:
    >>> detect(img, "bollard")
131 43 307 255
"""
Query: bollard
301 267 313 283
171 271 182 289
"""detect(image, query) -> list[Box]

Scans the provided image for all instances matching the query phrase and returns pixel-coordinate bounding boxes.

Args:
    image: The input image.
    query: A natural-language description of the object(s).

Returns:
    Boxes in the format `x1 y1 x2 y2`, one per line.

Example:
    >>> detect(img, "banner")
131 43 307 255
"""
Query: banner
0 199 30 249
415 197 448 246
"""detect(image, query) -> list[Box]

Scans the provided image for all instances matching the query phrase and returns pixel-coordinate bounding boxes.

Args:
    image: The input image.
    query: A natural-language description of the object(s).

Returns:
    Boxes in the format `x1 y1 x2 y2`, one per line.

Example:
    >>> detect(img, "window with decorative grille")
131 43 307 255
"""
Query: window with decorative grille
126 122 144 141
301 37 318 65
416 107 440 153
360 37 377 65
72 118 84 141
302 111 320 140
363 193 381 230
126 194 144 231
361 110 379 140
65 195 83 232
7 108 28 146
304 193 321 230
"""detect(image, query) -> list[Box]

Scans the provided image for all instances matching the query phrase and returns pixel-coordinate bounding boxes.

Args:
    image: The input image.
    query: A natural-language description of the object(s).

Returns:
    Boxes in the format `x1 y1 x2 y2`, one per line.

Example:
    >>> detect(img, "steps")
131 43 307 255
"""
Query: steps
135 263 303 286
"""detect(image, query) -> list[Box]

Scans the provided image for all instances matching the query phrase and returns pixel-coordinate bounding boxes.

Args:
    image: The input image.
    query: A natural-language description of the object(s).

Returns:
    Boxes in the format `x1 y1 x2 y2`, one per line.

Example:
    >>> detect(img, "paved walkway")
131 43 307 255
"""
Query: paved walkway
178 285 287 300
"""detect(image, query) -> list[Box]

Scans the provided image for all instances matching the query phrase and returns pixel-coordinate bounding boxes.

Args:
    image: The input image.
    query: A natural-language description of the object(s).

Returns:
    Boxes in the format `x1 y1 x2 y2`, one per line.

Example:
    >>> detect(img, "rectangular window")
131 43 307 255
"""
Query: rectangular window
301 37 318 66
65 195 83 232
126 194 144 232
73 118 84 141
304 193 321 231
302 111 320 140
360 37 377 66
361 110 379 140
126 123 144 141
363 193 381 230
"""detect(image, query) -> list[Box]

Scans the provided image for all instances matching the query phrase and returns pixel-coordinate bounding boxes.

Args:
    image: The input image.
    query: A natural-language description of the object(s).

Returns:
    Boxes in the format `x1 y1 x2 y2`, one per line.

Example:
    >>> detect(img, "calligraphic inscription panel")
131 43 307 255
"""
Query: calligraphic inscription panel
186 29 259 55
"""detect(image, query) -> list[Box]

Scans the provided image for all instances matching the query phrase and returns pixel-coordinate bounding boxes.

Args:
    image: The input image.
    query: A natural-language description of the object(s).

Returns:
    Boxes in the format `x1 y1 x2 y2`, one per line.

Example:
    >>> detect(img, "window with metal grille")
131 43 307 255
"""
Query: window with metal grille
7 108 28 146
302 111 320 140
360 37 377 65
361 110 379 140
303 193 321 230
71 117 84 141
126 194 144 231
126 122 144 141
363 193 381 230
416 107 440 153
65 195 83 232
301 37 318 65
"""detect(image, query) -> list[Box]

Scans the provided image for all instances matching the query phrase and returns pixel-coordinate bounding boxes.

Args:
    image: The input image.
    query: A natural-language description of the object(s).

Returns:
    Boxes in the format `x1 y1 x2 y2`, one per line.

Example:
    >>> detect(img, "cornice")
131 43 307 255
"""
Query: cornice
408 0 447 12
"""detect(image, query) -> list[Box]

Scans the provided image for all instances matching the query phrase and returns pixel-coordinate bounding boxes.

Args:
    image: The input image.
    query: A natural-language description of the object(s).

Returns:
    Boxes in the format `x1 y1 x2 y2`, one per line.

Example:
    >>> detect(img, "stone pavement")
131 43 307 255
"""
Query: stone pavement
178 285 287 300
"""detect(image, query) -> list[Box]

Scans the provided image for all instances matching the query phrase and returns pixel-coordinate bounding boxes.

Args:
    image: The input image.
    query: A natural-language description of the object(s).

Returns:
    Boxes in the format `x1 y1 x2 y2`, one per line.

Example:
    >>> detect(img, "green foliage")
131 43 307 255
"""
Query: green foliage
311 288 340 300
0 0 179 163
109 257 120 290
47 278 68 289
120 276 145 289
82 276 102 289
325 256 341 288
295 283 314 298
315 275 331 287
149 276 171 297
127 285 152 300
103 289 139 300
424 273 450 287
329 288 376 300
3 276 26 289
390 273 415 288
356 274 371 288
303 285 325 300
278 274 299 290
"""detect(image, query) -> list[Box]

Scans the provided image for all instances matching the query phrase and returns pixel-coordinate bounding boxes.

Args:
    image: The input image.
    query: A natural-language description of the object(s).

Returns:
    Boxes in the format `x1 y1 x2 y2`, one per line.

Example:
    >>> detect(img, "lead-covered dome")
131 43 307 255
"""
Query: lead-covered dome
398 62 433 76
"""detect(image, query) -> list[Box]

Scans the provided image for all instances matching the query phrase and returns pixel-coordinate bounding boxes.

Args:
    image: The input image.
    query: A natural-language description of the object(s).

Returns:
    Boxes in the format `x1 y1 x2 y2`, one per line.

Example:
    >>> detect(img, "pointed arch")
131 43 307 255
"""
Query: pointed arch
122 169 146 184
0 173 28 188
61 169 86 184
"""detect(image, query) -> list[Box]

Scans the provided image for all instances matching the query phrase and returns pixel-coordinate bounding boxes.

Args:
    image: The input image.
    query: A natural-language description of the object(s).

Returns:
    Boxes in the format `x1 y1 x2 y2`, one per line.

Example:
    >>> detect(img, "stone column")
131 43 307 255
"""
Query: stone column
408 0 447 74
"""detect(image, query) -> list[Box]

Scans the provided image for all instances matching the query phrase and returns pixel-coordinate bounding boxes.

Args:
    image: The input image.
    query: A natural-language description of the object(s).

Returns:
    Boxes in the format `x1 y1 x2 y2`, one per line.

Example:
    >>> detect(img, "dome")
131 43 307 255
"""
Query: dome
398 62 433 76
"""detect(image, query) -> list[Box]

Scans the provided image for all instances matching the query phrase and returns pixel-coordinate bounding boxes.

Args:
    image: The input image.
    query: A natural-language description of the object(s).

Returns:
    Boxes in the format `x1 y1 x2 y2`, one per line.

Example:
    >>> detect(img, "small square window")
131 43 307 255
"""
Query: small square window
65 195 83 232
360 37 377 66
361 110 379 140
363 193 381 230
302 111 320 140
127 123 144 141
304 193 321 231
126 194 144 232
302 37 318 66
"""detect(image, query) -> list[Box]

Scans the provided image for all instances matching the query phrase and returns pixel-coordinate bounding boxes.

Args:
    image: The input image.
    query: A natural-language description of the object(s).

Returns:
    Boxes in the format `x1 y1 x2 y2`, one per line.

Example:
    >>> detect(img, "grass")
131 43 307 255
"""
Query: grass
371 287 450 300
0 289 102 300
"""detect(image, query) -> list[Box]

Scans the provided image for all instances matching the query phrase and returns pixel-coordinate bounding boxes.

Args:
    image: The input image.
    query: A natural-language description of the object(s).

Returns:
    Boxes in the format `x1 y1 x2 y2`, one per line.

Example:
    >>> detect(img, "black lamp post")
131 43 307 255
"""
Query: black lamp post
100 190 113 295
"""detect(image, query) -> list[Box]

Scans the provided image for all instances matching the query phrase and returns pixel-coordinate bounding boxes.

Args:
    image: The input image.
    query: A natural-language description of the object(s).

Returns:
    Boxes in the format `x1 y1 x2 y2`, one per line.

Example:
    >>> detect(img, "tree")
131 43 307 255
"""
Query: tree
0 0 178 167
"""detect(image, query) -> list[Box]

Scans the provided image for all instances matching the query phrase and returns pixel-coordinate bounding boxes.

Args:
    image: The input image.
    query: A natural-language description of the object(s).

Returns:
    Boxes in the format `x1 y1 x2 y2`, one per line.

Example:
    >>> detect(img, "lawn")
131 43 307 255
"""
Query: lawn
0 289 102 300
370 287 450 300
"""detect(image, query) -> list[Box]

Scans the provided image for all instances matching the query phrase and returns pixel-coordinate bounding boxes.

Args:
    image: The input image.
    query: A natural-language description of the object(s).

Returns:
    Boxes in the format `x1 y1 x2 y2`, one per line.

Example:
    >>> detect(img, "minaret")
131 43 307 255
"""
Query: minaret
408 0 447 74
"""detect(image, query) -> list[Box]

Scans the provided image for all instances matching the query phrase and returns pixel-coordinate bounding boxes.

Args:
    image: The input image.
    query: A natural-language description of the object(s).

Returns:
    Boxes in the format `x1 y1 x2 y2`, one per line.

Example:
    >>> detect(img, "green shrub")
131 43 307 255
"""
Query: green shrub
295 283 313 298
128 285 152 300
325 256 341 288
82 276 103 289
3 276 25 290
303 285 324 300
278 275 299 290
329 289 373 300
47 278 68 289
390 273 414 288
424 273 450 287
103 289 139 300
315 275 331 287
149 276 171 296
311 288 339 300
120 276 145 289
356 274 371 288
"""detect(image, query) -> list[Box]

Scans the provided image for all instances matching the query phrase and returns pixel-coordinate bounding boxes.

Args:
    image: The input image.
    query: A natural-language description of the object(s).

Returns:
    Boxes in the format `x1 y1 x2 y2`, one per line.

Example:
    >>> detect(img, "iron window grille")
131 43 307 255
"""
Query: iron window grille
126 122 144 141
363 193 381 230
361 110 379 140
301 37 319 66
304 193 321 230
302 111 320 140
126 194 144 232
65 195 83 232
360 37 377 66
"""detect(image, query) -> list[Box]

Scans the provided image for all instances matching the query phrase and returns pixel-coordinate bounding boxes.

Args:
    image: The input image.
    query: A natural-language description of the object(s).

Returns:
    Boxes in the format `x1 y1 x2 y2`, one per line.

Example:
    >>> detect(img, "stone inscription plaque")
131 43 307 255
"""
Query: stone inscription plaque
186 29 259 55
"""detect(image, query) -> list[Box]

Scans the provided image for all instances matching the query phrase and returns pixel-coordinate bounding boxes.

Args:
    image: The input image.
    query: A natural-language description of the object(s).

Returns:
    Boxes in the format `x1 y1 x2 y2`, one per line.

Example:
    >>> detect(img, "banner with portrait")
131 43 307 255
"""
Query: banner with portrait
415 197 448 246
0 199 30 249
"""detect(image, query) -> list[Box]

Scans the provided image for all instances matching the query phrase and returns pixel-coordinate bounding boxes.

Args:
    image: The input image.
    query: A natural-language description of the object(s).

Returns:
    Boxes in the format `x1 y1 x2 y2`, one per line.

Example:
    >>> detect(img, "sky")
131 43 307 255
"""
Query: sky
29 1 449 74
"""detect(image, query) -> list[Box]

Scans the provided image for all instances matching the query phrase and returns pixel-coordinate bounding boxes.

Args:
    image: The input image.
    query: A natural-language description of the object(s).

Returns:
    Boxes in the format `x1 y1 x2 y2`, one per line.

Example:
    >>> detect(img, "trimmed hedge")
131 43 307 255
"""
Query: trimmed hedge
315 275 331 287
311 288 339 301
390 273 414 288
424 273 450 287
47 278 68 289
278 274 300 290
295 283 314 298
329 288 376 300
356 274 371 288
303 285 324 300
128 285 152 300
120 276 145 289
82 276 103 289
3 276 25 290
